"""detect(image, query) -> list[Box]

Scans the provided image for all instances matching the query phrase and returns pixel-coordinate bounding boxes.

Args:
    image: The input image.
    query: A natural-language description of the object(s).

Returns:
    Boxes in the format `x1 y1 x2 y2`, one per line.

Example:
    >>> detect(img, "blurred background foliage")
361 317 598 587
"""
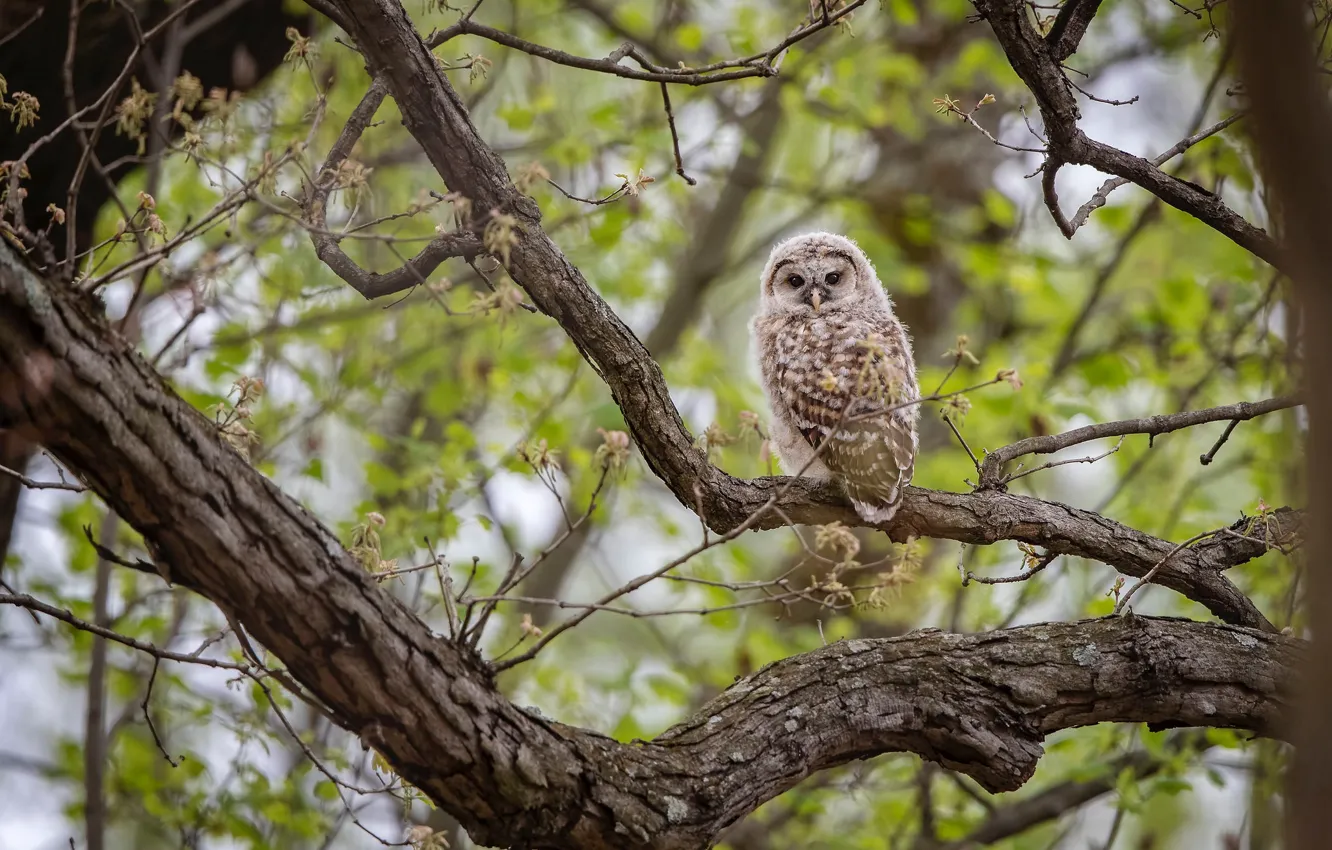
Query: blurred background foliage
0 0 1298 848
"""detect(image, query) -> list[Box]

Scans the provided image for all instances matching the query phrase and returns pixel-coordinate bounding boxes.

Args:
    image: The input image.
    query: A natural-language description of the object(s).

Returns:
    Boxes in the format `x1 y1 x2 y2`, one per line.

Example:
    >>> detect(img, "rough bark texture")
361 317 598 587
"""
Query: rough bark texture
0 2 1310 846
0 239 1302 849
1231 2 1332 847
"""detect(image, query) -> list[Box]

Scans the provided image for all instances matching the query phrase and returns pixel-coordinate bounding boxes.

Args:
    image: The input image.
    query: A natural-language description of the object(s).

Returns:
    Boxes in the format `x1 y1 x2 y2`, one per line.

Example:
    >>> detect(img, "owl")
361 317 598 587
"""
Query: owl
753 232 919 524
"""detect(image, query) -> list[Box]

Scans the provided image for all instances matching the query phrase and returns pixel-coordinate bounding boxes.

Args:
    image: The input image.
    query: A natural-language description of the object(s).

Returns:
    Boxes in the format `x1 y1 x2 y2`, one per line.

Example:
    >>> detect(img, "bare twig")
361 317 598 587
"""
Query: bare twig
425 2 869 84
1065 113 1244 234
303 78 484 299
941 97 1047 154
1002 435 1125 485
1066 75 1139 106
1200 419 1242 465
973 0 1278 265
659 83 697 185
0 592 252 669
944 416 981 474
978 395 1300 488
141 658 181 767
0 461 86 491
964 551 1059 586
0 6 43 48
1115 529 1218 613
545 177 636 206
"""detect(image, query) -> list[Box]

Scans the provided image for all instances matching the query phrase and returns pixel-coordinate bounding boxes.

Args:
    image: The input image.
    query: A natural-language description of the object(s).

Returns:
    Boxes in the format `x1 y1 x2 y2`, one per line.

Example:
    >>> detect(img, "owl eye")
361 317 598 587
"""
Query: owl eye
786 274 805 288
825 272 841 285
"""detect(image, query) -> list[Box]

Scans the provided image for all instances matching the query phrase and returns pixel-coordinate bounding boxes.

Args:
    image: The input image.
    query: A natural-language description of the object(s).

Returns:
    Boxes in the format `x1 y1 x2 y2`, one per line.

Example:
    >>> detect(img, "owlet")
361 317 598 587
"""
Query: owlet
753 232 919 524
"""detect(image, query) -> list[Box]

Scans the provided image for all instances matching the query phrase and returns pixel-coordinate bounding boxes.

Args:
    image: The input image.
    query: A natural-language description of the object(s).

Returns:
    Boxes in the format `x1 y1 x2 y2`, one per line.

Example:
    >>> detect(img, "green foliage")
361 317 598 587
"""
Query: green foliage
2 1 1298 848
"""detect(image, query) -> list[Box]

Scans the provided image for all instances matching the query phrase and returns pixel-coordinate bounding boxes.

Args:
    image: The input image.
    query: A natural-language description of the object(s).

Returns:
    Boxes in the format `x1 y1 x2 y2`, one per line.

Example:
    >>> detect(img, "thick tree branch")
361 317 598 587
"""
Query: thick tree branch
0 224 1301 849
774 481 1284 630
1044 0 1103 61
0 2 1306 846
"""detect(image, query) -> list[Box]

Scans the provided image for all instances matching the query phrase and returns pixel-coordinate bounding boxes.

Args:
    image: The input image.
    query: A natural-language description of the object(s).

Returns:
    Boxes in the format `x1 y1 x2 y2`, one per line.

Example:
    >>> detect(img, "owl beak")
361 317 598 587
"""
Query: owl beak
809 288 822 312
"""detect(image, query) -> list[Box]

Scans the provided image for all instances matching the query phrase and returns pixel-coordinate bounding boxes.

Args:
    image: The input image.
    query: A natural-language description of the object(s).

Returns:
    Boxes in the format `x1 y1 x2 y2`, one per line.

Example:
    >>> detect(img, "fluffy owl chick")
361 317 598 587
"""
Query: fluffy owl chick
753 232 919 524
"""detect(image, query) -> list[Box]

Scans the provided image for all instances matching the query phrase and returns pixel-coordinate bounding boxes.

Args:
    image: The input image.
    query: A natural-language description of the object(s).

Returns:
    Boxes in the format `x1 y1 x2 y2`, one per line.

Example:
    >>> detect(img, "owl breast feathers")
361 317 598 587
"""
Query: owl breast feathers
752 232 919 524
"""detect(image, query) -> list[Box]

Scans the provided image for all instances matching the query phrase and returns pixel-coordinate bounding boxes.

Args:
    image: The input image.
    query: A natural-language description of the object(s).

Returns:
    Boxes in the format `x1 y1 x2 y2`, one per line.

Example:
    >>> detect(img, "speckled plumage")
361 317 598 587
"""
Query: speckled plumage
752 232 918 524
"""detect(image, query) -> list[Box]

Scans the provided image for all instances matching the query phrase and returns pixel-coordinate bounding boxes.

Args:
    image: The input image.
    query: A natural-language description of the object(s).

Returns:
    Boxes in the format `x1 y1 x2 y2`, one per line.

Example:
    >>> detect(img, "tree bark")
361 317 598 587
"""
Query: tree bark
0 0 310 583
0 1 1315 845
0 237 1304 850
1231 3 1332 848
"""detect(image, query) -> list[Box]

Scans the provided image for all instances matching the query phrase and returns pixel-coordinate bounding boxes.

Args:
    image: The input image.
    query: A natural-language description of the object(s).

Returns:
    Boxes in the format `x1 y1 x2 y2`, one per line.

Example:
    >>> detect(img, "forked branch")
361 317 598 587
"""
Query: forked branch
304 77 483 299
971 0 1282 268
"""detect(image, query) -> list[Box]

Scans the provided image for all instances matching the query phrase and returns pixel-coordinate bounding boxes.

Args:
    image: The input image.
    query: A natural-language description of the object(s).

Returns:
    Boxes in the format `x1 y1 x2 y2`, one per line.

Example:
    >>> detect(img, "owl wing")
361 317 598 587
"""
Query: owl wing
823 401 916 525
779 332 917 524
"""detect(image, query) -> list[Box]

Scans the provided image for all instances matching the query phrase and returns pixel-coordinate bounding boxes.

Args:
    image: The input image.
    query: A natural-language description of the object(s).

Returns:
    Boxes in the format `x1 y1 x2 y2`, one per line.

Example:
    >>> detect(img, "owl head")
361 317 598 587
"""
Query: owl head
758 232 890 318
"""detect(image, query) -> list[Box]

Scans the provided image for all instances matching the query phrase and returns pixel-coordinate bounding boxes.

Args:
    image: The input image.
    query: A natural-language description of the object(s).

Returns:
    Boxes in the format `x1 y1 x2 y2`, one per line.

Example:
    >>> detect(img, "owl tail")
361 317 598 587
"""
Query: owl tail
846 481 904 525
850 498 901 525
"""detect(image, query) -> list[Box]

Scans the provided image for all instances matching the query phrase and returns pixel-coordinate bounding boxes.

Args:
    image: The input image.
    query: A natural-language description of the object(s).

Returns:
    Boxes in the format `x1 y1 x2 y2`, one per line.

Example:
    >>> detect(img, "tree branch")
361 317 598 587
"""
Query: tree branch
318 0 1281 629
977 395 1302 488
0 458 86 490
0 592 251 671
1044 0 1104 61
1066 113 1243 235
0 1 1302 843
943 736 1199 848
425 3 867 85
304 77 483 299
0 213 1301 849
971 0 1282 269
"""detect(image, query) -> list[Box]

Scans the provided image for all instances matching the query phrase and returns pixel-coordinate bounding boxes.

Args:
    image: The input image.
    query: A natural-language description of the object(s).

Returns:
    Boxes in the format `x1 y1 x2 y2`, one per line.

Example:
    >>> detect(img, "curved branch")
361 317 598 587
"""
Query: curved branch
304 77 483 299
735 477 1284 630
0 2 1304 846
1066 113 1244 235
651 615 1296 811
0 228 1302 849
977 394 1302 487
425 3 868 85
971 0 1282 269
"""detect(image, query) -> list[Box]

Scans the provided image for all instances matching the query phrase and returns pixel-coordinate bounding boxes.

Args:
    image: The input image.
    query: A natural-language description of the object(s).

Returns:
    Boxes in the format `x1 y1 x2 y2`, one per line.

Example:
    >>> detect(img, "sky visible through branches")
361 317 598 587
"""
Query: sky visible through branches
0 1 1318 849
